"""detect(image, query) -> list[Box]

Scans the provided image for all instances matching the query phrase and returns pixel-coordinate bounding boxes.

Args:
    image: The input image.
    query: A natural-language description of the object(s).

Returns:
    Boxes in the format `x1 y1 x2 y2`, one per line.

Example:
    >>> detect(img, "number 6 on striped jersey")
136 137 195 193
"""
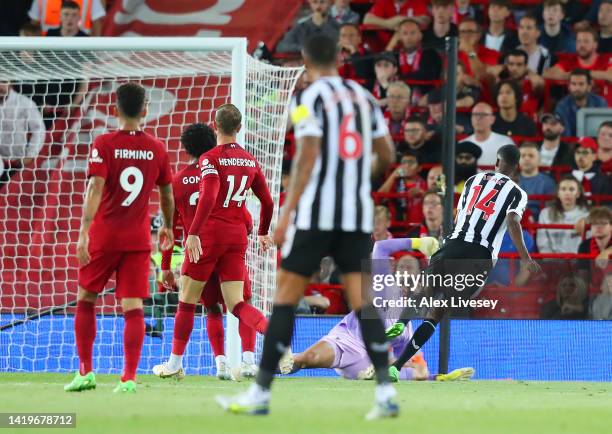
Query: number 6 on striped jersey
223 175 249 207
339 113 363 160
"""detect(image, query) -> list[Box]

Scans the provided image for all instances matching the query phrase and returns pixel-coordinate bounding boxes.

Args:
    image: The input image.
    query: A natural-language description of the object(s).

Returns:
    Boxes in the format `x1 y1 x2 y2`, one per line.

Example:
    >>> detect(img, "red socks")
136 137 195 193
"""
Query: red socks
75 300 96 375
232 301 268 335
121 308 145 382
206 311 225 357
239 320 256 353
171 301 196 356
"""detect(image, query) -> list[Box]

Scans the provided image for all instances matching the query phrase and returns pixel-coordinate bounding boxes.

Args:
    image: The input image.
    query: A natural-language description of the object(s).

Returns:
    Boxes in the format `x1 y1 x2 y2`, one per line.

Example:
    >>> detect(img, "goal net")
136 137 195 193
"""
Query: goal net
0 38 303 375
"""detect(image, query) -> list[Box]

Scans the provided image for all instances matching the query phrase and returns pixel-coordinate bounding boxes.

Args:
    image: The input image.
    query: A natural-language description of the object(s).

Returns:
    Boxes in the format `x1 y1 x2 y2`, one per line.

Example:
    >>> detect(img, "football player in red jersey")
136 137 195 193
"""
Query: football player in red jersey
160 105 274 379
65 82 175 394
152 123 264 380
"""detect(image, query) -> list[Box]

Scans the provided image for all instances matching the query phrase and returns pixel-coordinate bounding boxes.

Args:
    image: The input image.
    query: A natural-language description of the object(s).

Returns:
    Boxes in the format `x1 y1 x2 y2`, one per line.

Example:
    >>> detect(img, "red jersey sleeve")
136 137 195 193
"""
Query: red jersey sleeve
87 136 108 179
250 165 274 235
556 58 573 72
156 146 173 186
188 155 220 235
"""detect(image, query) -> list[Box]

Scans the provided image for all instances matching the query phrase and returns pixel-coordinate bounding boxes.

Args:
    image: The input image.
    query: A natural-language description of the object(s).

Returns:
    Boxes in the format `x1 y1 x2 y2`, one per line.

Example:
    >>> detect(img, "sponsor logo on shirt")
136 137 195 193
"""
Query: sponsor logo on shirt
114 149 154 160
218 158 255 167
89 148 103 164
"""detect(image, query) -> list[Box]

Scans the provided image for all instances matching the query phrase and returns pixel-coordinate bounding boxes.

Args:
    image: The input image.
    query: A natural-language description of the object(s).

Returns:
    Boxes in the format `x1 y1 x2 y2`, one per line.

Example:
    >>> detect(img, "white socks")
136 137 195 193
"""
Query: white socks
242 351 255 365
167 353 183 372
375 384 397 403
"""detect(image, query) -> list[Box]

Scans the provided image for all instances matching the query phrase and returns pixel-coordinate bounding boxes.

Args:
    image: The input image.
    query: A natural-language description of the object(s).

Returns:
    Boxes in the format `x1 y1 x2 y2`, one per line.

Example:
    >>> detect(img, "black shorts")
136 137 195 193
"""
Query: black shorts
426 239 493 299
281 229 372 277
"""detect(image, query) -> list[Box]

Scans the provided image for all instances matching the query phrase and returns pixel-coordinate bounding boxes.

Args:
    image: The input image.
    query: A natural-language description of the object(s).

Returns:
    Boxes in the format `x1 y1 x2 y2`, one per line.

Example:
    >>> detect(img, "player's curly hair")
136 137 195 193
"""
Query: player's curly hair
181 122 216 159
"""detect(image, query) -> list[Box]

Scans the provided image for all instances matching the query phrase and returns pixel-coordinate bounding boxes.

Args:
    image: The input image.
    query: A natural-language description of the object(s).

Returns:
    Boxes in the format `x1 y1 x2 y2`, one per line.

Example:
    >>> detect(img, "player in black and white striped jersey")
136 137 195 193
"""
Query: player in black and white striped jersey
385 144 541 381
216 34 398 419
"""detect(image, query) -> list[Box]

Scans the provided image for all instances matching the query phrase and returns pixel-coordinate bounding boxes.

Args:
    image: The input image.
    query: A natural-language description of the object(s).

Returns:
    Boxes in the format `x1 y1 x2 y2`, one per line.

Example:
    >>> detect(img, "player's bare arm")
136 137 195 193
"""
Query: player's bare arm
372 135 394 180
187 173 221 263
507 212 541 274
251 167 275 251
77 176 105 265
273 135 320 246
158 183 175 251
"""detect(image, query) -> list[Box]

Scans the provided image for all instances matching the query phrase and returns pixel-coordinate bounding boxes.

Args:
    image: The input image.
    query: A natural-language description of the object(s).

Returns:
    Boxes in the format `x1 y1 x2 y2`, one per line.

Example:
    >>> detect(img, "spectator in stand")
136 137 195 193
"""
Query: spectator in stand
384 81 411 138
0 80 45 185
481 0 519 53
540 274 589 319
367 52 398 108
519 142 557 220
458 17 500 80
492 49 543 113
29 0 105 36
554 69 608 137
396 116 441 166
378 150 426 223
537 174 590 253
538 113 575 167
385 18 442 102
337 24 373 80
462 102 515 166
423 0 458 50
454 140 481 192
276 0 340 53
598 0 612 54
454 0 484 25
46 1 87 37
577 207 612 297
373 205 393 241
572 137 612 197
591 273 612 319
544 28 612 83
426 165 444 192
19 21 40 37
492 80 537 137
406 190 444 239
330 0 360 25
596 120 612 172
539 0 576 54
363 0 431 30
424 88 445 138
517 15 555 76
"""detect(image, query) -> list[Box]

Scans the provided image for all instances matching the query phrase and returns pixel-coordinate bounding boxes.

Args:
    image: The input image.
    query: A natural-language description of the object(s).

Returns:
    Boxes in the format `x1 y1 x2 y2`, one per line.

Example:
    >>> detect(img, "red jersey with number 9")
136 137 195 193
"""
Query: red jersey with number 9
86 130 172 252
191 143 271 245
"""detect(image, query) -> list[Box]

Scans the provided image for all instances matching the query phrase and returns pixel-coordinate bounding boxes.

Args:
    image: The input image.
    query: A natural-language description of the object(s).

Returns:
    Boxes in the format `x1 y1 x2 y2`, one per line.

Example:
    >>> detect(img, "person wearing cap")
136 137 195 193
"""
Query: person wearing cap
538 113 575 167
366 51 399 107
554 69 608 138
454 140 482 193
385 18 442 99
573 137 612 197
596 120 612 172
519 142 557 220
462 102 515 166
337 23 373 80
597 0 612 53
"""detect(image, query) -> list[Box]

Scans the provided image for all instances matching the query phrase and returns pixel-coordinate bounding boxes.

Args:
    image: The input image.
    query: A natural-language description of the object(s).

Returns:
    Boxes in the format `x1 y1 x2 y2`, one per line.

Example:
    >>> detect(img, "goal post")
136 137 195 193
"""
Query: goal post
0 37 303 373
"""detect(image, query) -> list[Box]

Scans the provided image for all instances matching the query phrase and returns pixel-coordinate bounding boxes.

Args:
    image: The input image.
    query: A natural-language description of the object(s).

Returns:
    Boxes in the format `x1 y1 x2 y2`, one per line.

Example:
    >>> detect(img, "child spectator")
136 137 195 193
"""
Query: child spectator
519 142 557 220
537 174 590 253
373 205 393 241
540 274 589 319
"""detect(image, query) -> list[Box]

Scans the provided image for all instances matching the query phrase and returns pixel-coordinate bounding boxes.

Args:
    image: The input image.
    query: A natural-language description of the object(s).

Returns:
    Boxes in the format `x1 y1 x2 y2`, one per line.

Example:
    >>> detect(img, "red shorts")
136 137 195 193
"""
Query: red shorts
200 269 253 308
181 243 247 282
78 250 150 299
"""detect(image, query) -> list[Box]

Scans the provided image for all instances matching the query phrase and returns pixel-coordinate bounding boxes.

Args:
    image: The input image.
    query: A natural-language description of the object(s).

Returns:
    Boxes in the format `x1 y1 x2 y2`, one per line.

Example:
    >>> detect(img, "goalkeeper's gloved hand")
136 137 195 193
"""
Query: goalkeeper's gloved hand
411 237 440 258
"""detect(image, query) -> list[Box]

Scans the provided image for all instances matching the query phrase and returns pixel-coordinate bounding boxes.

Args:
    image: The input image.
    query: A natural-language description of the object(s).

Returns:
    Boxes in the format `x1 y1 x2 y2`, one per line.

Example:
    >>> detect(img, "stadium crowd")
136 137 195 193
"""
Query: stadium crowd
0 0 610 319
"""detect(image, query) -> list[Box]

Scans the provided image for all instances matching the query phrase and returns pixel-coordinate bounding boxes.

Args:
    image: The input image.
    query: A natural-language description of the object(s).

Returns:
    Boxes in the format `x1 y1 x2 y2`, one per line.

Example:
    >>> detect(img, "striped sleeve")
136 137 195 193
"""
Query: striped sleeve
291 87 323 139
506 186 528 219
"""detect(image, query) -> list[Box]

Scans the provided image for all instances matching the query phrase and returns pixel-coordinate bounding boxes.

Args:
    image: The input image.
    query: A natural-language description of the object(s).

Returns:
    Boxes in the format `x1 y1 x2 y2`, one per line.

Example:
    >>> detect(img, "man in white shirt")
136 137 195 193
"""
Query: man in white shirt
462 102 515 166
0 81 45 183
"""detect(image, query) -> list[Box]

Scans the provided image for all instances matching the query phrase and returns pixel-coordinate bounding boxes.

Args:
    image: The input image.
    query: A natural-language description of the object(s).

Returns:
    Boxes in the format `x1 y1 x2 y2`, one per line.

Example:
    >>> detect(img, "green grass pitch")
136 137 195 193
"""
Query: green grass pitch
1 373 611 434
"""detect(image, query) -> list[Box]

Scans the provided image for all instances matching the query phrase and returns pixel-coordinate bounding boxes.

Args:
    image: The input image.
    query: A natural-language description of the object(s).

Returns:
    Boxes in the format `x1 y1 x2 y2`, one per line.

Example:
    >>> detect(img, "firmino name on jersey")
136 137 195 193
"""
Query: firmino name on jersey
218 158 255 167
114 149 154 160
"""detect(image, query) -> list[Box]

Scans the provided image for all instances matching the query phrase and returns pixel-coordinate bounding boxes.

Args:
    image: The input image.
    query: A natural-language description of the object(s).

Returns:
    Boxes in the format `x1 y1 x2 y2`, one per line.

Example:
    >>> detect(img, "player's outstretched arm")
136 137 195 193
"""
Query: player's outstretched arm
372 135 394 180
158 183 175 251
77 176 105 265
273 136 321 246
507 212 541 274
